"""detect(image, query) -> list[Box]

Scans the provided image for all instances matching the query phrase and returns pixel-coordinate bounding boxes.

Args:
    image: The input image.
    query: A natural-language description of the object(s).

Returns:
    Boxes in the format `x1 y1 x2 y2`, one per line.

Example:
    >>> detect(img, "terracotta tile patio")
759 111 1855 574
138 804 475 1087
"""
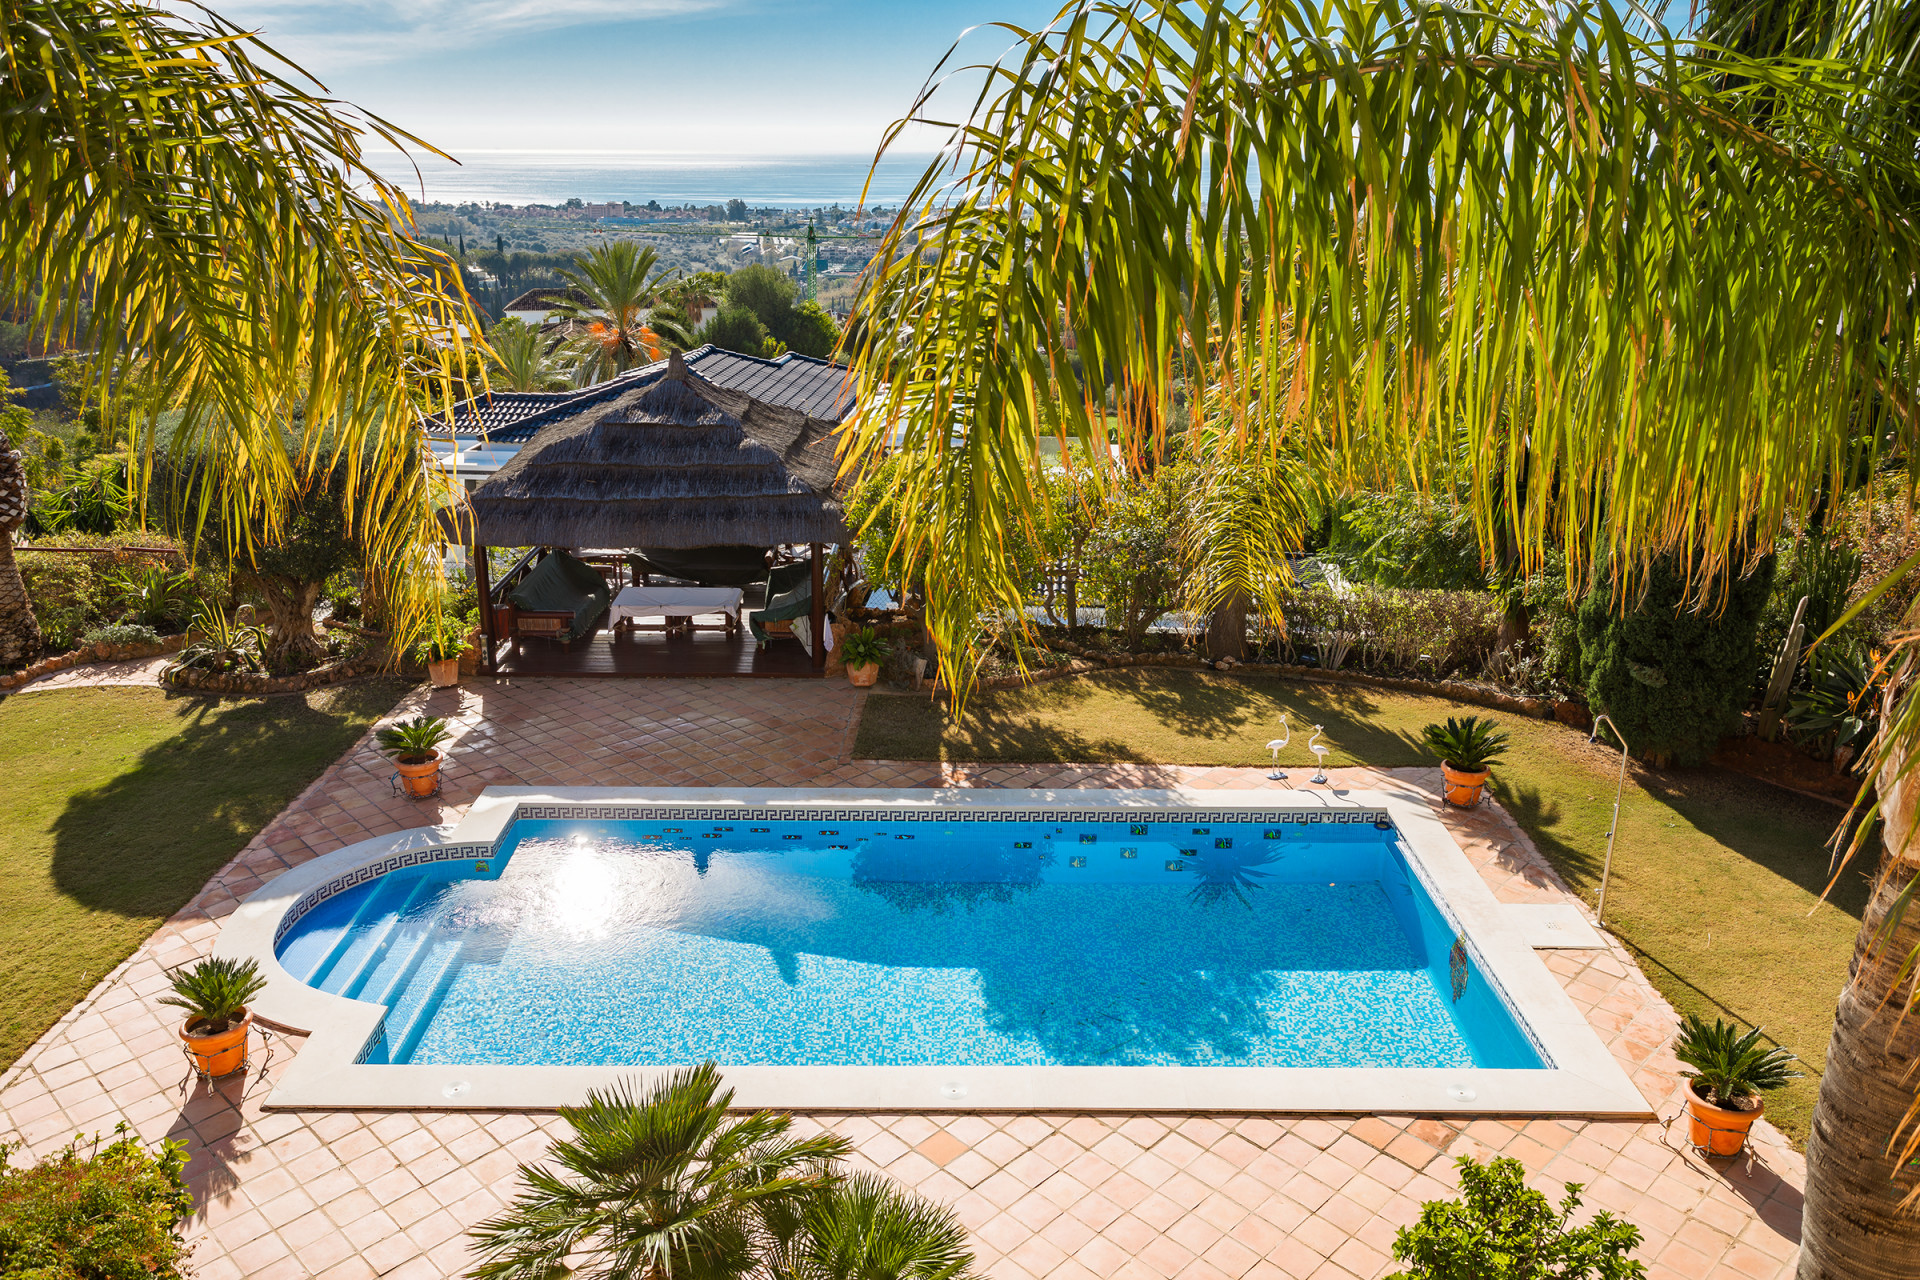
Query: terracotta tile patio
0 676 1806 1278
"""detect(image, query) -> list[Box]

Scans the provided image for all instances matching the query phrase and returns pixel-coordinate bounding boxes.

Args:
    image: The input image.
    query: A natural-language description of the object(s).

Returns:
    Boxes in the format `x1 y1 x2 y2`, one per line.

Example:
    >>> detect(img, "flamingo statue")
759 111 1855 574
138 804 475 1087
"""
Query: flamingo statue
1308 724 1330 784
1266 714 1291 782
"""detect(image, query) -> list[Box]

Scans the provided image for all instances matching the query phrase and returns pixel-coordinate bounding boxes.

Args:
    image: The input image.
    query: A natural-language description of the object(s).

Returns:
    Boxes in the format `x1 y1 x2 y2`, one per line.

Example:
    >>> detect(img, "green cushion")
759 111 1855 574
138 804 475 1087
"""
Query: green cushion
750 559 816 643
508 550 610 640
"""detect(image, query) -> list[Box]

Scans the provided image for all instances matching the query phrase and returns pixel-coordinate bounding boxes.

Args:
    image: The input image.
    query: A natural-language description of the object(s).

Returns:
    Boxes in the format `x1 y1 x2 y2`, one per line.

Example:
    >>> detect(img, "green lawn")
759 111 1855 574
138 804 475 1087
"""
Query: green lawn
0 682 408 1070
857 669 1870 1142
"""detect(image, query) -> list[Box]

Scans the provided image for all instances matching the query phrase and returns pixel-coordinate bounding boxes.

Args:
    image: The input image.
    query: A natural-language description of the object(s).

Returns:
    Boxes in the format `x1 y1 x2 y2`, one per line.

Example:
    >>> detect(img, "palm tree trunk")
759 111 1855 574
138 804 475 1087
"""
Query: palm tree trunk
1799 738 1920 1278
0 430 42 667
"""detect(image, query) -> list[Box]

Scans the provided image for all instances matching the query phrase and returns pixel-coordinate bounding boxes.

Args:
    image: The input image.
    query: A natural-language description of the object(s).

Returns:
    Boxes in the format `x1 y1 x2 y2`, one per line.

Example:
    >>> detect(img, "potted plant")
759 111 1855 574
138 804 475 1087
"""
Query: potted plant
161 957 268 1078
377 715 453 798
1673 1014 1800 1157
840 627 890 688
415 617 471 689
1421 715 1512 808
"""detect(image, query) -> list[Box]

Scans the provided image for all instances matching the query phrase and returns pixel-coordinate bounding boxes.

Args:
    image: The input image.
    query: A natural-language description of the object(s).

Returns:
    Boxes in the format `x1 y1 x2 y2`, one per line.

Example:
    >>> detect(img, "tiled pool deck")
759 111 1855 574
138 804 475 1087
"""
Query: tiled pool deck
0 678 1804 1279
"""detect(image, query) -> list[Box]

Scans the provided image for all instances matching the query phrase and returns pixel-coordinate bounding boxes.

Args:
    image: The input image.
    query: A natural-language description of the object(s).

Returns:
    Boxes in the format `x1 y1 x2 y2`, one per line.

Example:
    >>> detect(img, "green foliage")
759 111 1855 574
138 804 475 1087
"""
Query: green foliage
166 600 263 675
412 615 471 664
783 300 841 359
1673 1014 1801 1106
26 457 130 537
841 627 890 668
1081 466 1190 646
0 1124 193 1280
483 317 572 392
1575 558 1775 766
106 564 193 632
1386 1155 1644 1280
1327 492 1484 589
375 715 450 762
727 263 798 326
765 1171 979 1280
16 553 106 652
79 622 160 648
158 956 265 1033
699 304 780 358
1422 716 1512 772
467 1062 857 1280
1785 644 1888 770
715 266 840 357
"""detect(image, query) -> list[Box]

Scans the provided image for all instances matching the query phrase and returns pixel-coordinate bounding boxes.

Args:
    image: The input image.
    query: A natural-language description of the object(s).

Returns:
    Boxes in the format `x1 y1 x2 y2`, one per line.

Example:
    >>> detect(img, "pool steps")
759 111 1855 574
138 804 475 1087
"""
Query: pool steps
385 937 469 1063
329 878 433 999
300 876 407 988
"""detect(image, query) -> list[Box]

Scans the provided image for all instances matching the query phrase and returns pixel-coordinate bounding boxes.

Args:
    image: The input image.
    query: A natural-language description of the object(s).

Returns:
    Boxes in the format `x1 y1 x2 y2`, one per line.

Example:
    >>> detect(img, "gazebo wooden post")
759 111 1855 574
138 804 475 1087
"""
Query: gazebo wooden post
473 542 497 676
809 542 827 671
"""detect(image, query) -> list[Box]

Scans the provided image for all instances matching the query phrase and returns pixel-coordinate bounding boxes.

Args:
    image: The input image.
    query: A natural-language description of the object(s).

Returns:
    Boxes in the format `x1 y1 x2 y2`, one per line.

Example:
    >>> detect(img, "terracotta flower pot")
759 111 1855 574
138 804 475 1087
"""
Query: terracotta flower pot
181 1009 253 1078
847 662 880 688
1686 1086 1762 1157
427 657 460 688
394 752 442 799
1441 762 1491 808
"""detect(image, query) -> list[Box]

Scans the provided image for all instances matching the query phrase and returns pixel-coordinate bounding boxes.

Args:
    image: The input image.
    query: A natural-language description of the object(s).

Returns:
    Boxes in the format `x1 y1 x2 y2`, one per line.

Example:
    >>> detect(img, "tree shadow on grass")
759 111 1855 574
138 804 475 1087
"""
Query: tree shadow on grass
49 683 406 917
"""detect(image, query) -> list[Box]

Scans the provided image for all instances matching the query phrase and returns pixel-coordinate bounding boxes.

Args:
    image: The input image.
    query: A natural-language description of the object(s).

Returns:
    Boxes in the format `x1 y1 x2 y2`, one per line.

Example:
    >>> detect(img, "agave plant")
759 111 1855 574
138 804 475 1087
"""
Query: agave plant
1674 1014 1801 1108
165 600 264 675
160 957 267 1035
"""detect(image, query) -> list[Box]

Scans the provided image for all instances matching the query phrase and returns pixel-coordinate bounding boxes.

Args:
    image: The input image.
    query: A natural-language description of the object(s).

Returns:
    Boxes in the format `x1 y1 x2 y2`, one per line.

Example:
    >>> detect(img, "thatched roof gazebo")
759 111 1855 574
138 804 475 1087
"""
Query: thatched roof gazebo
463 352 850 675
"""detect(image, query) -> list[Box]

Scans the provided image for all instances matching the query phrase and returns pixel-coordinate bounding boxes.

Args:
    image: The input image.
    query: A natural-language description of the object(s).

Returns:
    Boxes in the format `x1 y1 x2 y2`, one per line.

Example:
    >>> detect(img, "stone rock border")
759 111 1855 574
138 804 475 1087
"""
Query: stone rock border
162 656 373 696
977 639 1589 726
0 633 188 691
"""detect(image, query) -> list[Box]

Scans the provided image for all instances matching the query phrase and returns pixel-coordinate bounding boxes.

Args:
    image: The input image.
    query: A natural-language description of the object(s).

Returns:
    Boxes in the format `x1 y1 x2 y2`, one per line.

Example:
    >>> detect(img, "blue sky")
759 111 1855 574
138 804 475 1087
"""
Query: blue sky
207 0 1061 158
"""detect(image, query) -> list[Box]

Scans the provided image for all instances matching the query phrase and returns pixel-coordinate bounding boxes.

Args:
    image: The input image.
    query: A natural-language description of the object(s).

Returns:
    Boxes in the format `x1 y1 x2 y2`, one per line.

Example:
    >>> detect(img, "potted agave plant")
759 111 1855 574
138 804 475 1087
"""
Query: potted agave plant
162 957 268 1078
416 617 471 689
840 626 890 688
377 715 453 799
1421 715 1512 808
1674 1014 1800 1157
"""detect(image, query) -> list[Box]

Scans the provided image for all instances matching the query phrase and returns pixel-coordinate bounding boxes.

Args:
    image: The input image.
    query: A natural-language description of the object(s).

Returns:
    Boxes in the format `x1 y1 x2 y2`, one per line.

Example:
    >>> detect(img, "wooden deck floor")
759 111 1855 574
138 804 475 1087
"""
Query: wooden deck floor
486 622 821 679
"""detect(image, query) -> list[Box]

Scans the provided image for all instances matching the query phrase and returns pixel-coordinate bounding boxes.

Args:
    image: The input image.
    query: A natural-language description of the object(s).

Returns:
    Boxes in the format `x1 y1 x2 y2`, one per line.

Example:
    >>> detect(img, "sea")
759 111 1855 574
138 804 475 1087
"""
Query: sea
366 150 942 210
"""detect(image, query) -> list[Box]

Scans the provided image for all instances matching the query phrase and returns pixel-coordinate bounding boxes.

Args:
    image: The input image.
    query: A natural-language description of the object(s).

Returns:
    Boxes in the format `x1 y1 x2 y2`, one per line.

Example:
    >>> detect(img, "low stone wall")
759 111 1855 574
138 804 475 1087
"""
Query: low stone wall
0 633 189 691
978 639 1590 726
162 656 373 696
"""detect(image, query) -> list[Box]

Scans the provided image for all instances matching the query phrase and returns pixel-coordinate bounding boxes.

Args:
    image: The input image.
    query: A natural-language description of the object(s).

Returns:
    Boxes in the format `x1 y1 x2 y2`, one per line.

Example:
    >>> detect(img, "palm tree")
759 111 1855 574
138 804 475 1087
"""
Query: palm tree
844 1 1920 1274
485 318 575 393
467 1063 854 1280
764 1173 978 1280
1 2 481 657
550 241 681 384
0 425 40 667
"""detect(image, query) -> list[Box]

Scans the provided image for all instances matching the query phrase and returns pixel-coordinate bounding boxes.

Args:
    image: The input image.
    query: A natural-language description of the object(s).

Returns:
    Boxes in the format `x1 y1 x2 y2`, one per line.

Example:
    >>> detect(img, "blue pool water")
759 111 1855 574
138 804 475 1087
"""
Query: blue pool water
275 817 1543 1070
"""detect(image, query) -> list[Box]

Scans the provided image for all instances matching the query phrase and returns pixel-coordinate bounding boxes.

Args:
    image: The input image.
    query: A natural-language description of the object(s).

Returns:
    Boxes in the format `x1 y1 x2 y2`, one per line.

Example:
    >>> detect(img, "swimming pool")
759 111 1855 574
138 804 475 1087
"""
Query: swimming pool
223 787 1650 1114
274 815 1541 1071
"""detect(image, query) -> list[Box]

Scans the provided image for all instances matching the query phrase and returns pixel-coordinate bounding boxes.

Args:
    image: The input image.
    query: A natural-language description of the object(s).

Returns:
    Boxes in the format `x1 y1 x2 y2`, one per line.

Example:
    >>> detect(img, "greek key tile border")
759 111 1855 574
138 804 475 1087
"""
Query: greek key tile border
274 803 1393 942
273 843 494 945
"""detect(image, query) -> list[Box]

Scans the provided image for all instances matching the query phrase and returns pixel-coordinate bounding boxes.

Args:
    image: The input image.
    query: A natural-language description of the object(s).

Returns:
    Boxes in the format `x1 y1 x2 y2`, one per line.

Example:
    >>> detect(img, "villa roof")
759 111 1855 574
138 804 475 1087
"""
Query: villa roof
434 346 855 444
464 352 847 550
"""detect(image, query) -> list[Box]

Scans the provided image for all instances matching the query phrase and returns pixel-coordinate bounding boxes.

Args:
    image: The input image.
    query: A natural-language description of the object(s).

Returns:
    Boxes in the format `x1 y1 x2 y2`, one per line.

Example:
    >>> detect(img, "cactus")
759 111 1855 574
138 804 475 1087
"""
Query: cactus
0 427 43 667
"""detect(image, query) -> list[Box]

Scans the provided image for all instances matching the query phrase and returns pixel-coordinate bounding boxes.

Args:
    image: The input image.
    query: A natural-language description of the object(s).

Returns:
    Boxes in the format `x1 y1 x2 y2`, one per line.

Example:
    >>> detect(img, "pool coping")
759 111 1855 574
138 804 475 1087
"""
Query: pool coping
216 785 1652 1117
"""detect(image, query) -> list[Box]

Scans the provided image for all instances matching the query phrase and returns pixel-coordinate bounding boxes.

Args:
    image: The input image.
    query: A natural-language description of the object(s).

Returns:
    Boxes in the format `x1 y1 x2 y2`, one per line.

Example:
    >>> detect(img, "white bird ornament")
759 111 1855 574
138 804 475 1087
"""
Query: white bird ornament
1308 724 1330 785
1266 714 1291 782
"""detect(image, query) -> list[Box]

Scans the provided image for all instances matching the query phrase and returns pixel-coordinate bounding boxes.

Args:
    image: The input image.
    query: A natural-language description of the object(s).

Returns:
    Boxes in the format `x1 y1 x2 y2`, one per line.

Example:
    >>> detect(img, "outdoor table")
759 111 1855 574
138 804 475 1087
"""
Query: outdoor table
610 585 744 636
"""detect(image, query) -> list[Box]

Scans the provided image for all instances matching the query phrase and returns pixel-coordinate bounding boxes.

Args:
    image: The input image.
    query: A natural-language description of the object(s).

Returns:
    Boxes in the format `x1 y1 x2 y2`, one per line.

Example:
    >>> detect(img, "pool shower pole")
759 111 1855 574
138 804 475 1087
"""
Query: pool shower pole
1588 714 1629 928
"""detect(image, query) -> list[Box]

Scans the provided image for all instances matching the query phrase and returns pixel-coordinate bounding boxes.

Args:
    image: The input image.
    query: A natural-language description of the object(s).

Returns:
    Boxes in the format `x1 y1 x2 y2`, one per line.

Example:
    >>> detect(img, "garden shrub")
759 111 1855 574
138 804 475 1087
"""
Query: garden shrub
17 552 108 653
79 622 162 648
0 1125 193 1280
1325 491 1485 590
1080 465 1191 645
1387 1155 1644 1280
1576 557 1775 766
1278 581 1499 676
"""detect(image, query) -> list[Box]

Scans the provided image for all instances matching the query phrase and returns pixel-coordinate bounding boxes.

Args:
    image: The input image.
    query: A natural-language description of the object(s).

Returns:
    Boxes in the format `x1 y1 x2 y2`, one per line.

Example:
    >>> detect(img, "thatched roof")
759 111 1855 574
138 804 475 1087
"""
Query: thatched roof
465 353 847 549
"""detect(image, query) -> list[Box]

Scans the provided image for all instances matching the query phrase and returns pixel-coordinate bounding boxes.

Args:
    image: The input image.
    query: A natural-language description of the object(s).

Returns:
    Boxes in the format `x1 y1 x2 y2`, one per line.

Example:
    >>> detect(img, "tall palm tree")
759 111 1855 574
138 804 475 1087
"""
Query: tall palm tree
0 426 40 667
551 241 681 384
0 1 480 658
466 1063 854 1280
484 317 575 392
844 2 1920 1274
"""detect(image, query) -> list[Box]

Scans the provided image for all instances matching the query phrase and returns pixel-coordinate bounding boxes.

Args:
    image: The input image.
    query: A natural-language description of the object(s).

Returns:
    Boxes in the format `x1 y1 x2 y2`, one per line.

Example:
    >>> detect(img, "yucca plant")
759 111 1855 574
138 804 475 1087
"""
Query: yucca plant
109 564 195 631
159 957 267 1035
1421 717 1512 774
166 600 264 675
375 716 451 763
1674 1014 1802 1108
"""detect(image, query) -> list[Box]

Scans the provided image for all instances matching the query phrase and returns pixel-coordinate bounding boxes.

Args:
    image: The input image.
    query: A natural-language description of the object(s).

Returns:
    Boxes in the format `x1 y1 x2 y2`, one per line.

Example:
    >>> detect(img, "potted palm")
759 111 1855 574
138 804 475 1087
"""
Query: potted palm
416 617 471 689
1673 1014 1800 1157
840 627 890 688
162 957 267 1078
1421 715 1512 808
377 715 453 798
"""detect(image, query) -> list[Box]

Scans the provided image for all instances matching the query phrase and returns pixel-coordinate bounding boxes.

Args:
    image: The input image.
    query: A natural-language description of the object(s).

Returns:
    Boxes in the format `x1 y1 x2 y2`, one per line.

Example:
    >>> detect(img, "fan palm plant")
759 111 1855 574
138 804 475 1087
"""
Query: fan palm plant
0 1 481 666
844 0 1920 1271
484 318 575 393
763 1172 978 1280
549 242 681 385
466 1062 854 1280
